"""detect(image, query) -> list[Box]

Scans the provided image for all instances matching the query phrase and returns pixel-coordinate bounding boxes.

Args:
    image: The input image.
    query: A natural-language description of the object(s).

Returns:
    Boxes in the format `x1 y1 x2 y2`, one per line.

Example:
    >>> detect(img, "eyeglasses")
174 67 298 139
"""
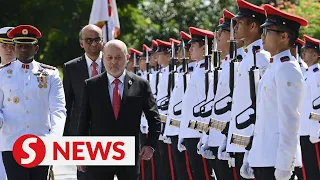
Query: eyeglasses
84 37 102 44
263 28 284 36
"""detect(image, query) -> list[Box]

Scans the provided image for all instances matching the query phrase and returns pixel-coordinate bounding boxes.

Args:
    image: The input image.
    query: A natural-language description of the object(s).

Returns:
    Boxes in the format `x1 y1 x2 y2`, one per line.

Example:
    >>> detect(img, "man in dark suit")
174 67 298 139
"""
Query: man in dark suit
77 39 161 180
63 24 104 180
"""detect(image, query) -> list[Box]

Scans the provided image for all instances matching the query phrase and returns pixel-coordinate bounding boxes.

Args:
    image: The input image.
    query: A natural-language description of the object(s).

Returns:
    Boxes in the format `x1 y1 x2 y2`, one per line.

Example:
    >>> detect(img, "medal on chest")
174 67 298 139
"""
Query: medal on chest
34 68 48 89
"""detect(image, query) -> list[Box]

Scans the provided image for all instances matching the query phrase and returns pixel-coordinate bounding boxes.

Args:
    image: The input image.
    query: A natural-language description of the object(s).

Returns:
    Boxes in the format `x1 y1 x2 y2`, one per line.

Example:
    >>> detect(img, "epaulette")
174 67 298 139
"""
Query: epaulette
40 63 56 70
0 62 12 69
280 56 290 63
313 67 319 72
188 66 194 72
200 63 205 68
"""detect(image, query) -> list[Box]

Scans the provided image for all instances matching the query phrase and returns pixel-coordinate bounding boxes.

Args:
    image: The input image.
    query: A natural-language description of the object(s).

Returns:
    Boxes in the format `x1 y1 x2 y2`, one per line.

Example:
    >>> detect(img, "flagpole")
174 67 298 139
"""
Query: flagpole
105 21 109 42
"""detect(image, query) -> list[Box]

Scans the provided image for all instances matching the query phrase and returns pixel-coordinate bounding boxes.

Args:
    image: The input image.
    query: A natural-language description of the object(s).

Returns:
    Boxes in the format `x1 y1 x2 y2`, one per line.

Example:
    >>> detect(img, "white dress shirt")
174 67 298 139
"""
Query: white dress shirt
107 70 126 103
85 52 103 78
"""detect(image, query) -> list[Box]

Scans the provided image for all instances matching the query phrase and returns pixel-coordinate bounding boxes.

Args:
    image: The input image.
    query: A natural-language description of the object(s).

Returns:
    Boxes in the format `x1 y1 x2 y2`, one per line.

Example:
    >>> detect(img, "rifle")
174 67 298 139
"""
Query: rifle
234 46 260 130
173 40 189 116
199 30 222 118
213 23 239 116
313 96 320 110
133 52 139 74
192 35 212 117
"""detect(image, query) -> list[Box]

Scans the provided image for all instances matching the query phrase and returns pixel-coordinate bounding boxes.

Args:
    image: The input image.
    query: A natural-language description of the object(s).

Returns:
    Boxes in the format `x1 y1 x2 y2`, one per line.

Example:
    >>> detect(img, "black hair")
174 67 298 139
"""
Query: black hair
275 24 298 47
246 17 263 35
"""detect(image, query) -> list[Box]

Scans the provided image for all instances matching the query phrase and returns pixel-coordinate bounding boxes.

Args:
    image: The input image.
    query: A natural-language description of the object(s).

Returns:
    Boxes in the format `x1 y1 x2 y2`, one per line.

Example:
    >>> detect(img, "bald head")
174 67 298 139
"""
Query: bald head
103 39 128 55
103 39 130 78
79 24 102 40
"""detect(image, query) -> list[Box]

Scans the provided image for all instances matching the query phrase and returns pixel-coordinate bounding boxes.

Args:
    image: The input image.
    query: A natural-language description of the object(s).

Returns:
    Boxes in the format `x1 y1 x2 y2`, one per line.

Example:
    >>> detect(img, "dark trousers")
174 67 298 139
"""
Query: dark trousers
230 152 254 180
207 148 234 180
88 166 138 180
139 133 154 180
295 136 320 180
184 138 212 180
77 170 96 180
2 151 49 180
153 140 173 180
253 167 296 180
169 135 193 180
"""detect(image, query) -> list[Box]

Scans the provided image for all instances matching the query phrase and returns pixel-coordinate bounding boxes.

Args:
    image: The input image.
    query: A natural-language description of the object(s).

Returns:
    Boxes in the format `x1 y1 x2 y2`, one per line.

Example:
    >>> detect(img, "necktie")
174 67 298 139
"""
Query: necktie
113 79 121 119
91 62 98 77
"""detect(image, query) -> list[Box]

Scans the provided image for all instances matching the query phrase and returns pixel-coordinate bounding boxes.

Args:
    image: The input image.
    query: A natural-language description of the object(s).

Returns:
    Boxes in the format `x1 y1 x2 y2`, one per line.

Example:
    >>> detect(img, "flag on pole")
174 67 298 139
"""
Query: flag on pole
89 0 120 42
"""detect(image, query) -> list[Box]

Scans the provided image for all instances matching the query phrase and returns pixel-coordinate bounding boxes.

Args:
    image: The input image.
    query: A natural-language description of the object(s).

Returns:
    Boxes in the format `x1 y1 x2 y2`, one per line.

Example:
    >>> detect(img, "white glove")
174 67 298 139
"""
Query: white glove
200 143 215 159
197 141 203 155
218 137 231 160
177 137 186 152
228 158 235 168
240 150 254 179
140 125 148 134
310 136 320 143
163 136 172 144
159 134 164 141
240 162 255 179
274 169 292 180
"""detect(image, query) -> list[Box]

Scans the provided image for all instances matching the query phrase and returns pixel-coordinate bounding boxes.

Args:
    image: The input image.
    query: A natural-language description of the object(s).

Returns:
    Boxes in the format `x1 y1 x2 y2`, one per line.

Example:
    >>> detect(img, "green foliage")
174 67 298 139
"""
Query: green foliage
1 0 319 68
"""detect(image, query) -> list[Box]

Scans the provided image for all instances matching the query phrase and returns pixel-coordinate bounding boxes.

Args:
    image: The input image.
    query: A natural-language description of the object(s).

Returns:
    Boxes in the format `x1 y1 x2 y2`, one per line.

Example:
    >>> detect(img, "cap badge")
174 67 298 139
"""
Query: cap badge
22 29 28 35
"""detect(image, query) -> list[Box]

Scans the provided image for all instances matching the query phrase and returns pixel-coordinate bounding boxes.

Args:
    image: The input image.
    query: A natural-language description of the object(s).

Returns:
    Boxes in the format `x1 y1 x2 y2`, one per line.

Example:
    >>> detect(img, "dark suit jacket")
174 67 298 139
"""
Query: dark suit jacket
63 55 105 135
77 70 161 150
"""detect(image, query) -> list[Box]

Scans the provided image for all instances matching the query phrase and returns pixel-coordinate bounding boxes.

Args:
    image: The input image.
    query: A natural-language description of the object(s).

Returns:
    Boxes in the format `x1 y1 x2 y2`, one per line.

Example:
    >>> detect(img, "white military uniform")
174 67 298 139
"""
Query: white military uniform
137 70 149 134
309 69 320 141
163 63 194 137
156 65 170 139
179 60 206 139
0 60 66 152
226 39 270 153
150 68 161 100
299 64 320 137
207 48 245 147
248 49 303 170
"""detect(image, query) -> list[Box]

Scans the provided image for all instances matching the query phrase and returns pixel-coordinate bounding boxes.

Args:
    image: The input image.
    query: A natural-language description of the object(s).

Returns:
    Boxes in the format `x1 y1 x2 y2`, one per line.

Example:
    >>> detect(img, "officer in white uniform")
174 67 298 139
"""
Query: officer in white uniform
222 1 270 180
295 35 320 180
0 25 66 180
290 39 308 76
201 9 246 180
244 5 307 180
155 39 175 180
178 27 214 179
0 26 15 180
162 34 195 180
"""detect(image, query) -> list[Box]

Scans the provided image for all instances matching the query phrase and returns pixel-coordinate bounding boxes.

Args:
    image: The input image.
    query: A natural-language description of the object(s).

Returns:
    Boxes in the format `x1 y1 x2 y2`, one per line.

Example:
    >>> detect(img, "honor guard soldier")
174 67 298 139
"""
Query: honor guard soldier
244 5 308 180
308 38 320 146
222 1 270 179
290 38 308 75
178 27 214 180
0 27 15 66
203 9 246 180
0 26 14 180
0 25 66 180
154 39 175 180
149 40 160 99
138 44 156 180
295 35 320 180
162 35 193 180
129 48 142 75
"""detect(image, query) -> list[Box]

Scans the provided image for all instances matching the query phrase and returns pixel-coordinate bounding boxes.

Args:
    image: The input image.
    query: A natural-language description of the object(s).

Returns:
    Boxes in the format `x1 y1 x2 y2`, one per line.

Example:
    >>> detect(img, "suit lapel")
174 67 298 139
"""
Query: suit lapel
78 55 89 80
119 72 134 115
